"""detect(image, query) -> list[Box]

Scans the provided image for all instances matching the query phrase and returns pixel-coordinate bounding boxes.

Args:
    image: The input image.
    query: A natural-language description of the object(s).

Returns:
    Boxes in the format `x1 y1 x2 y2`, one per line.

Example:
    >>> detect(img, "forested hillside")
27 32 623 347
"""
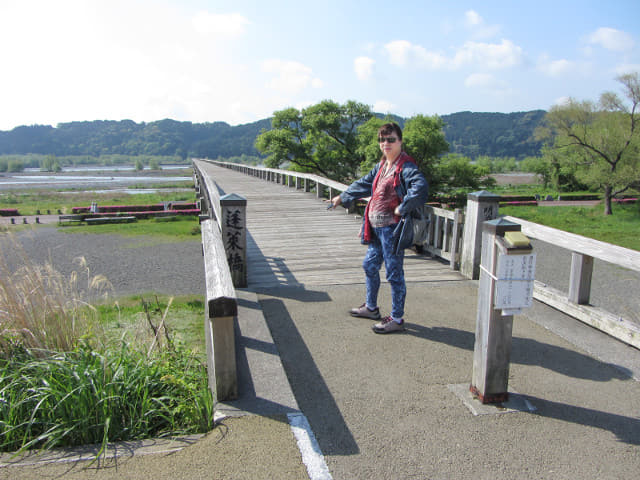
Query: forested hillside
0 111 545 160
442 110 546 158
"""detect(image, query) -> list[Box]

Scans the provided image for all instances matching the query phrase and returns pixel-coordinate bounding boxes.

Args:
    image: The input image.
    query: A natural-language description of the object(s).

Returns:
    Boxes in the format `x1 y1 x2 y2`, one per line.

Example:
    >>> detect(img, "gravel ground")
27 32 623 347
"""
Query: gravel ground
1 226 205 299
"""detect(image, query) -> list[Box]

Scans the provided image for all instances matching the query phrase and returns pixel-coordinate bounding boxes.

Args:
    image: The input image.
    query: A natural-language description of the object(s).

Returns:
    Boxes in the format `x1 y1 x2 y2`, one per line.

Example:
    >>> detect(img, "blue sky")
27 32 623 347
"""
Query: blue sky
1 0 639 131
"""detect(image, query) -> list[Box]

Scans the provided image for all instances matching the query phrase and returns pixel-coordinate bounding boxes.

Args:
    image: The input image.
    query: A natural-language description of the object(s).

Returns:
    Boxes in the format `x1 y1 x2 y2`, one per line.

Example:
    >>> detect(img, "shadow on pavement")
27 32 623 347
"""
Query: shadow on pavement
525 395 640 445
259 297 360 457
404 323 633 381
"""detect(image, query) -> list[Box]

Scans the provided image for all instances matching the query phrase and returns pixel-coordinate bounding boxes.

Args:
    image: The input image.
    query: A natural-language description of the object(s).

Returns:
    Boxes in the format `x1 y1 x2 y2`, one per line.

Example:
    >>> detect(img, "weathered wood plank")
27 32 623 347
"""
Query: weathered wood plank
201 219 237 317
534 281 640 349
504 215 640 273
201 218 238 401
197 162 465 289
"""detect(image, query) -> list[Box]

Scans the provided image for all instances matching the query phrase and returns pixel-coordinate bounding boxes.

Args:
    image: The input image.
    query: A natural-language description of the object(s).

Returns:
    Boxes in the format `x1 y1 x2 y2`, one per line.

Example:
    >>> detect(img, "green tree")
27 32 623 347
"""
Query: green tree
135 158 144 171
356 114 451 197
7 159 24 172
255 100 373 181
149 158 161 170
437 154 496 195
520 155 552 187
538 72 640 214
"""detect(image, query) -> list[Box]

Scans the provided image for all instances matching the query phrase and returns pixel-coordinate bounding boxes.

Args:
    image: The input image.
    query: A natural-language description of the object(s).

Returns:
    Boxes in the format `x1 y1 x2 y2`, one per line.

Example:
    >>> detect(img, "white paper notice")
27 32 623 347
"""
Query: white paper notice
494 253 536 311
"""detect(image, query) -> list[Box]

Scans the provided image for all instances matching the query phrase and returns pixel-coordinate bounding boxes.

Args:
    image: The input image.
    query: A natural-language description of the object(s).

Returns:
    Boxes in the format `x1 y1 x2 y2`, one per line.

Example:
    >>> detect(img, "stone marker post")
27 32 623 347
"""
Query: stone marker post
471 218 535 404
220 193 247 288
460 191 501 279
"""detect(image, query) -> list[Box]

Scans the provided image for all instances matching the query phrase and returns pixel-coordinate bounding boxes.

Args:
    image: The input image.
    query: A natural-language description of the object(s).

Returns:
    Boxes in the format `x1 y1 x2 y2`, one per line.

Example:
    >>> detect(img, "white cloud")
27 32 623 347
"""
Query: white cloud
383 40 447 69
464 10 500 39
588 27 634 52
537 55 575 77
453 39 524 69
192 11 250 36
373 100 396 113
385 40 413 67
383 38 523 71
262 59 323 94
465 10 483 27
354 56 375 81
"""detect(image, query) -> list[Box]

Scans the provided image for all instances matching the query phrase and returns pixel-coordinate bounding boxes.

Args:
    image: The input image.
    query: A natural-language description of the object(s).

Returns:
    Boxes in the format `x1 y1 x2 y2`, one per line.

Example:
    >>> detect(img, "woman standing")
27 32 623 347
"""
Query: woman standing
329 122 428 334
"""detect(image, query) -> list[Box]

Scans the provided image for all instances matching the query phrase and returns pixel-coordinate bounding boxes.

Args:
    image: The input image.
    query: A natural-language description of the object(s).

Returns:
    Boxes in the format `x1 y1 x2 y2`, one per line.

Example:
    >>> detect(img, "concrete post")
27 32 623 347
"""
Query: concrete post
470 218 526 404
460 191 501 279
220 193 247 288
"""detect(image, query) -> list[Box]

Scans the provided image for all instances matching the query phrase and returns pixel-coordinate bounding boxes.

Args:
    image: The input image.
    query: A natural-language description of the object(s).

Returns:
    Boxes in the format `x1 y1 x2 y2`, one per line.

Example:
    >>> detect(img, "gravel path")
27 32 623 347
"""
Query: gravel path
2 226 205 298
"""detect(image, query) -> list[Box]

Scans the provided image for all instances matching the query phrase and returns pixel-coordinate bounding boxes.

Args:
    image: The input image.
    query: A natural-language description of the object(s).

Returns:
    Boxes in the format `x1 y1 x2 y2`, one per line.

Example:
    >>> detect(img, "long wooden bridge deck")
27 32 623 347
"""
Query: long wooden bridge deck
195 162 465 289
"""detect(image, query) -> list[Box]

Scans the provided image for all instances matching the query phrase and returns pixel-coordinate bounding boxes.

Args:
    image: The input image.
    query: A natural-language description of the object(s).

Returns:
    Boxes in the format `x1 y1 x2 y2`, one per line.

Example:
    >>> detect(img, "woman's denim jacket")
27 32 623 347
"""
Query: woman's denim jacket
339 158 429 247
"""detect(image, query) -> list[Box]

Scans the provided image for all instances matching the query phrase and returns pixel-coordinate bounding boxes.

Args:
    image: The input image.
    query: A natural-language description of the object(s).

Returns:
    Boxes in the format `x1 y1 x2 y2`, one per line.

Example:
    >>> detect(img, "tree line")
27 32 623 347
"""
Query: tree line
0 112 544 161
2 72 637 215
255 73 639 215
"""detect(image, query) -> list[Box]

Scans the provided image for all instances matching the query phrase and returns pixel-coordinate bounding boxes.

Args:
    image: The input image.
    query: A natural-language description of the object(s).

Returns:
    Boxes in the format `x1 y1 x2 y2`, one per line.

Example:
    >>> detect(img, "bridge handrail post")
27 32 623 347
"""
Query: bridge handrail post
201 219 238 402
471 218 532 404
220 193 248 288
460 191 501 279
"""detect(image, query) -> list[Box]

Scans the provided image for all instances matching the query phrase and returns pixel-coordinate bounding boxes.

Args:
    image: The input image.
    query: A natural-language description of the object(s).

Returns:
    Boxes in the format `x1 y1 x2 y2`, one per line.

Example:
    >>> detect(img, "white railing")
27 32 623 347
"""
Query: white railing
503 215 640 349
424 205 464 269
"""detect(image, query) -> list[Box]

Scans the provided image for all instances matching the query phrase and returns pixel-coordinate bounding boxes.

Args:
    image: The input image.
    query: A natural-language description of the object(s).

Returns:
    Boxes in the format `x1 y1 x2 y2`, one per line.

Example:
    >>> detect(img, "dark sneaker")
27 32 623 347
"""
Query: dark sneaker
372 316 405 334
349 303 381 320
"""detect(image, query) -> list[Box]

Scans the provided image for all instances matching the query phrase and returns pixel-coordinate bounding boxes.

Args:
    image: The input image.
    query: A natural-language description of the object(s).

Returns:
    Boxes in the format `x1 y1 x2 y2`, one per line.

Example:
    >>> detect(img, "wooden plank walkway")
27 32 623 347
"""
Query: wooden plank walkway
196 162 466 289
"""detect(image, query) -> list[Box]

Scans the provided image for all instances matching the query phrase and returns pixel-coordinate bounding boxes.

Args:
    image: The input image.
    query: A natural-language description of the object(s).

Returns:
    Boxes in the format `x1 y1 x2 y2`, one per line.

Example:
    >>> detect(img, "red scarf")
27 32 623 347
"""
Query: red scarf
362 152 415 243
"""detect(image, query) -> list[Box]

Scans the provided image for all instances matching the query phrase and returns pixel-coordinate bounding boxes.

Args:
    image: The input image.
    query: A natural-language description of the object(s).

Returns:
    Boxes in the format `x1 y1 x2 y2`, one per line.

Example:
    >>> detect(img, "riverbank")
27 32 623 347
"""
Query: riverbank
0 167 192 191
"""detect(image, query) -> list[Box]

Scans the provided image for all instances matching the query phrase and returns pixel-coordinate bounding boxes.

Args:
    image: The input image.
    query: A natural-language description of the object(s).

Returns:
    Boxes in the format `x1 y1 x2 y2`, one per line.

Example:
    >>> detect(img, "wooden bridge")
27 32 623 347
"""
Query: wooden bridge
193 158 640 402
194 160 463 290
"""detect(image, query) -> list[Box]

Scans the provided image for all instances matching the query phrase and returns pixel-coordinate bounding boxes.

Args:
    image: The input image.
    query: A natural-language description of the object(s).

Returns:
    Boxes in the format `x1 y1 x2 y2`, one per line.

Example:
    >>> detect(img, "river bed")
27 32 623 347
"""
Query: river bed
0 165 193 193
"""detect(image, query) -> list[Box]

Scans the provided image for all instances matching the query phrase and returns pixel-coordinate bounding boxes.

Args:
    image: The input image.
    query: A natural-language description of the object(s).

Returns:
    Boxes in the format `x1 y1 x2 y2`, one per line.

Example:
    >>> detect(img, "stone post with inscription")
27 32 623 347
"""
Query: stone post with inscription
220 193 247 288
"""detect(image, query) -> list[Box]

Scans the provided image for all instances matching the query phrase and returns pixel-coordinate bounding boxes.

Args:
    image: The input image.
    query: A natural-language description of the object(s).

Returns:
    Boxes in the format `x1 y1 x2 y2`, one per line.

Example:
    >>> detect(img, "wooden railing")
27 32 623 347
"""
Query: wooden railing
192 160 239 401
503 215 640 349
200 218 238 401
424 205 464 269
197 159 639 350
205 159 464 268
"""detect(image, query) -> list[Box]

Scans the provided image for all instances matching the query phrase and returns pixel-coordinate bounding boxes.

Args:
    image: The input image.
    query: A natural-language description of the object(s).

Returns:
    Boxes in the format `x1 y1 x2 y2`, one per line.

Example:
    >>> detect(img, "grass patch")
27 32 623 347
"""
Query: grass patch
96 294 206 361
0 189 196 216
500 203 640 251
1 343 212 453
60 216 202 241
0 237 212 455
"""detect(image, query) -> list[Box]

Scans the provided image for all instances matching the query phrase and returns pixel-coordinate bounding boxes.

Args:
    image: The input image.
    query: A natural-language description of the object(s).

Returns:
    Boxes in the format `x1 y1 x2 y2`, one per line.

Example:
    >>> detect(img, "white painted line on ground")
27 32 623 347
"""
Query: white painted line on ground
288 412 332 480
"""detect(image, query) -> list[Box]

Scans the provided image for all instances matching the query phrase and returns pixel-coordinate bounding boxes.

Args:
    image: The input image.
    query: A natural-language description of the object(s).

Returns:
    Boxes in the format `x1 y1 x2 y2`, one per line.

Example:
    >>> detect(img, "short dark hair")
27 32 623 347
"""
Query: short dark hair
377 122 402 141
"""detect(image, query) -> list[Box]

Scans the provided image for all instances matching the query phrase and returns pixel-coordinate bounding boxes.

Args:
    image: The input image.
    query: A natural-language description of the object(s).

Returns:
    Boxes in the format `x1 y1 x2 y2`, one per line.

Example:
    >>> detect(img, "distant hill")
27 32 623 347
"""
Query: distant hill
441 110 546 159
0 111 546 160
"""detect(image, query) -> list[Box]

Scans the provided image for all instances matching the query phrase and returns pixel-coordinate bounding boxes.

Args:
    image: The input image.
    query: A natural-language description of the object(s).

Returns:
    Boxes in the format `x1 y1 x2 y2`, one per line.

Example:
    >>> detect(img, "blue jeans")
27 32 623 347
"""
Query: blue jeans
363 224 406 319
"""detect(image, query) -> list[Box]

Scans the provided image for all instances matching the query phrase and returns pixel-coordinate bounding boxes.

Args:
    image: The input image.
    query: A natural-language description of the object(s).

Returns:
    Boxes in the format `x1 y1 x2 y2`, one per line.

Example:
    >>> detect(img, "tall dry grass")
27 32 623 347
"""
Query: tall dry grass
0 233 112 356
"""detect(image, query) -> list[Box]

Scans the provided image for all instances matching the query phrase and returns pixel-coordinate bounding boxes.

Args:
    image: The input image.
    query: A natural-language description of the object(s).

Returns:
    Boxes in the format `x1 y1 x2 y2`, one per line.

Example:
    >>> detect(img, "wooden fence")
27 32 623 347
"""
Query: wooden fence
193 161 239 401
503 215 640 349
203 159 465 270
